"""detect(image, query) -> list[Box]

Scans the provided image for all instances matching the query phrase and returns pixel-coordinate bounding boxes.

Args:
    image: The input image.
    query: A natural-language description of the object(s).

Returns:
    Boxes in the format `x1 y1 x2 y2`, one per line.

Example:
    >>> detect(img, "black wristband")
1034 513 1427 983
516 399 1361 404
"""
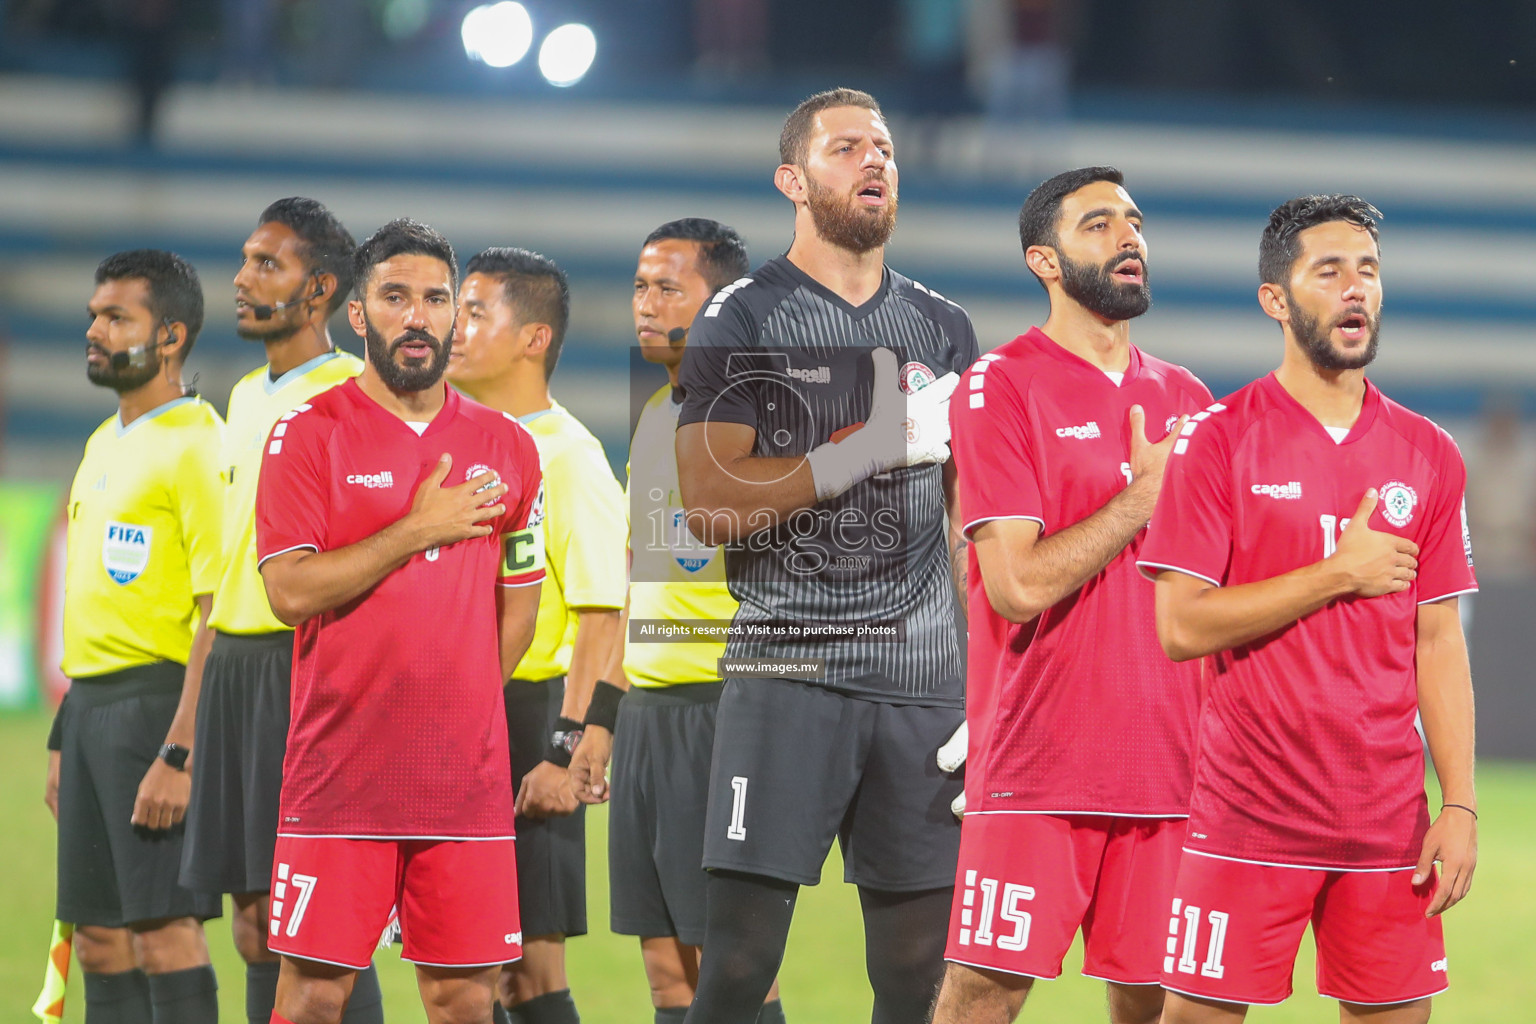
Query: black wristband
584 680 625 733
1441 802 1478 820
546 716 584 768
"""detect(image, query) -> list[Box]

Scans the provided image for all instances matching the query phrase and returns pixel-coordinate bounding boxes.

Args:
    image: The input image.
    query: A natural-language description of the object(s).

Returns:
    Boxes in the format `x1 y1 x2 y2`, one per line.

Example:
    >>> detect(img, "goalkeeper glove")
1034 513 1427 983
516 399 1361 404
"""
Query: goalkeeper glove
806 347 959 502
937 720 968 820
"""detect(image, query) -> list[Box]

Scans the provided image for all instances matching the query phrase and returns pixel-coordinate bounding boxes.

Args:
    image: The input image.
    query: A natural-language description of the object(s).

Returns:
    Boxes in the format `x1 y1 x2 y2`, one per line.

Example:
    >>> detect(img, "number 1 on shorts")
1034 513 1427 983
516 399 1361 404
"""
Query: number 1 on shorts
727 776 748 841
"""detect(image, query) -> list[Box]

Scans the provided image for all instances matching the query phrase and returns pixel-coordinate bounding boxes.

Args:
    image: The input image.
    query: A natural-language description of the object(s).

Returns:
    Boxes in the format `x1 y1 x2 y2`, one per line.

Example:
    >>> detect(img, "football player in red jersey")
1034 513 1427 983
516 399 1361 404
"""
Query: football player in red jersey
256 219 546 1024
1142 195 1476 1024
932 166 1210 1024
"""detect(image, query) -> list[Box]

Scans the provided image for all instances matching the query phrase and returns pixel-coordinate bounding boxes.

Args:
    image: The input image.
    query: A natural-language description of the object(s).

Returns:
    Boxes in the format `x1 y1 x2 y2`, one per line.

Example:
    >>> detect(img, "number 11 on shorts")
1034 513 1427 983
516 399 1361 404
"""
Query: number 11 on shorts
727 776 748 841
1167 898 1228 979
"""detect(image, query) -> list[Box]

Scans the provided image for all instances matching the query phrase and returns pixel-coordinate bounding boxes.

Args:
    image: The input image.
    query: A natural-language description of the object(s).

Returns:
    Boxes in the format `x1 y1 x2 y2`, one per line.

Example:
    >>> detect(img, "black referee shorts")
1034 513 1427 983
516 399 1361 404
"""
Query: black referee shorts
608 682 721 946
702 677 962 891
57 663 222 927
180 630 293 895
505 677 587 939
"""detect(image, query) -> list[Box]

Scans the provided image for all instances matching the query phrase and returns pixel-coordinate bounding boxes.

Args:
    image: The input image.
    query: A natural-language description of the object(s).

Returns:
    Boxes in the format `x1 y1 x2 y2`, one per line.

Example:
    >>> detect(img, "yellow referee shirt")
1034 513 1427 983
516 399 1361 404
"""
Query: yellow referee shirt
62 395 224 678
510 400 627 682
624 384 737 688
209 350 362 634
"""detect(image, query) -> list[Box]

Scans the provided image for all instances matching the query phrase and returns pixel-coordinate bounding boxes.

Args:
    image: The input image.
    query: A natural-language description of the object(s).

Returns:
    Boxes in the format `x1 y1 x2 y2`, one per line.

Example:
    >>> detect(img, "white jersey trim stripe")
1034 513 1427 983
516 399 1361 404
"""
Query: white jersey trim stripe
1315 986 1448 1006
1136 560 1222 587
267 949 373 971
1182 847 1416 873
498 576 546 589
942 956 1056 982
1081 972 1160 987
1159 982 1287 1007
968 809 1189 819
277 832 517 841
1417 586 1478 605
257 543 319 569
962 514 1045 540
405 956 526 969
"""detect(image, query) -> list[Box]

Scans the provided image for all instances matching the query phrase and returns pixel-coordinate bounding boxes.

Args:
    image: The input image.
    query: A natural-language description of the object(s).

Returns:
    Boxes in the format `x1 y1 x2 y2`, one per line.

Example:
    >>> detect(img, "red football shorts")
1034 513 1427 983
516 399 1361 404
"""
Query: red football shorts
268 836 521 970
944 813 1186 983
1160 852 1448 1006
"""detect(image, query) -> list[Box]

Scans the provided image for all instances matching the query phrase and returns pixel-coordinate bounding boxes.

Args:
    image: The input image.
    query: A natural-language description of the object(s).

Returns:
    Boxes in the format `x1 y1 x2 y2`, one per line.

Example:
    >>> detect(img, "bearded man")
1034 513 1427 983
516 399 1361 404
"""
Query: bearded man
672 88 977 1024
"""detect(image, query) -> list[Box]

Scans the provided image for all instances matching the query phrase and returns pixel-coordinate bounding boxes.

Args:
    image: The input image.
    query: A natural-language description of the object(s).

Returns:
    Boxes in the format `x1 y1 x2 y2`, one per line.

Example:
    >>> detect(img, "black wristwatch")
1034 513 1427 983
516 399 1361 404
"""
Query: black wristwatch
158 742 190 771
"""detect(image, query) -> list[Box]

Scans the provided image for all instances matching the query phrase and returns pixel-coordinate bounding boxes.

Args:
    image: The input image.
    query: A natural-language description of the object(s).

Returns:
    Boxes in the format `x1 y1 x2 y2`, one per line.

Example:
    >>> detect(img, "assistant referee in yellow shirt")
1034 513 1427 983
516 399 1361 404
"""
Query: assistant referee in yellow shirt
52 250 223 1023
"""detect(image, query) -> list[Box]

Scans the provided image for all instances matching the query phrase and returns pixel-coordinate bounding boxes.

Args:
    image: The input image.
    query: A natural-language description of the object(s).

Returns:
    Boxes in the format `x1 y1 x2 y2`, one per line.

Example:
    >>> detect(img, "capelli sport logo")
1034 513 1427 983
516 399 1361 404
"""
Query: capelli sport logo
346 471 395 489
1251 481 1303 500
1055 421 1102 440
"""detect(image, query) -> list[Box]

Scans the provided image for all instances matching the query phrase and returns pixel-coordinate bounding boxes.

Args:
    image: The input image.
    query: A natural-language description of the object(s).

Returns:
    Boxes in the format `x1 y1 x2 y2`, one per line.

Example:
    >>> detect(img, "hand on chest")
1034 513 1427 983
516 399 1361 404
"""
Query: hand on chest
1234 437 1430 561
1033 388 1183 505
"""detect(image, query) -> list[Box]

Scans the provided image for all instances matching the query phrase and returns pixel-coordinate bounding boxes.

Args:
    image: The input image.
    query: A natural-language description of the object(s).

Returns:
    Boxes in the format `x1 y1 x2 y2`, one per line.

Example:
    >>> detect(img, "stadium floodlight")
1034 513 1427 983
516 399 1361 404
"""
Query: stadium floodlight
461 1 534 69
537 23 597 87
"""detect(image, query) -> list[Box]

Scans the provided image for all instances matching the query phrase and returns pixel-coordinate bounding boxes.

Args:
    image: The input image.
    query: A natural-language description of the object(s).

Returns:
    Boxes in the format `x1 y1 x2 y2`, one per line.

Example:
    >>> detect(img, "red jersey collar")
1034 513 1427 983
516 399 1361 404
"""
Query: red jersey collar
1258 372 1380 446
1022 326 1143 384
339 376 460 437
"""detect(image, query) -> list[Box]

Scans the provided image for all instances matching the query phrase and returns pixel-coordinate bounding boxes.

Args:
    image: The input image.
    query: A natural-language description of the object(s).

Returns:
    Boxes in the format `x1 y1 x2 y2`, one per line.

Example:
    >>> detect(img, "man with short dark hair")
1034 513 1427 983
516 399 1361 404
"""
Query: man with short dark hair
54 249 223 1023
567 218 787 1024
674 88 974 1024
929 166 1211 1024
179 197 375 1024
445 246 627 1024
257 219 546 1024
1141 195 1477 1024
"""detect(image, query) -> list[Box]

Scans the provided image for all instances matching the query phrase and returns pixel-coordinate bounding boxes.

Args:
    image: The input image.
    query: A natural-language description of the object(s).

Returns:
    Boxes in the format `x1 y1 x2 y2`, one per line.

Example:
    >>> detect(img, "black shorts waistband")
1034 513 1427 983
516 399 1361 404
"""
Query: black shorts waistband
626 681 723 707
211 630 295 655
68 662 185 707
506 675 565 702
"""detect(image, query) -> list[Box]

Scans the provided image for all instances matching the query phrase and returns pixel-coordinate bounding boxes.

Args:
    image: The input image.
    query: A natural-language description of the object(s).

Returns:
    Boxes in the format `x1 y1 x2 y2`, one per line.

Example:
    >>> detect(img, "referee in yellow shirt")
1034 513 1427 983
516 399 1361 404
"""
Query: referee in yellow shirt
568 219 786 1024
52 250 222 1023
177 198 377 1024
446 247 626 1024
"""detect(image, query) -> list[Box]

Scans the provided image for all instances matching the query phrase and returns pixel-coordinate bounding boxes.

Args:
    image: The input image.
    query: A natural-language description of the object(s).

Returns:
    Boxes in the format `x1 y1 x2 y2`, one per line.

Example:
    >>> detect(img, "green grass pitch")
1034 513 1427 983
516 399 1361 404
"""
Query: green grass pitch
3 709 1531 1021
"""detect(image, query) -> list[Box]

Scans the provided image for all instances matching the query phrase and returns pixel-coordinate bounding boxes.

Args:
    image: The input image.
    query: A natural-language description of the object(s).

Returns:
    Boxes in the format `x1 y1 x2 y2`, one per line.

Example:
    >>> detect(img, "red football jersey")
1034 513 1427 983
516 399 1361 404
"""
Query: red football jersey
952 327 1212 816
1138 374 1477 869
256 379 545 839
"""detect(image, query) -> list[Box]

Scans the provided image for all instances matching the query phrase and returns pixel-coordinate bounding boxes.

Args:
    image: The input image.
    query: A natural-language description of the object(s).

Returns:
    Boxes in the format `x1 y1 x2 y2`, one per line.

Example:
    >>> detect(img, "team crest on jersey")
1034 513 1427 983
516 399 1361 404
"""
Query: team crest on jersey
102 521 151 585
898 361 936 396
1379 480 1418 527
466 463 501 507
1165 415 1180 436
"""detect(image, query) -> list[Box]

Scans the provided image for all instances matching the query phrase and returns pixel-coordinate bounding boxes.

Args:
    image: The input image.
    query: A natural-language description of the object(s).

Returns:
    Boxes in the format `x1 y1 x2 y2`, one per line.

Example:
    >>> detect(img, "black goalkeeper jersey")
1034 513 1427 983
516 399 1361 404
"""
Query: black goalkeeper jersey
678 255 978 707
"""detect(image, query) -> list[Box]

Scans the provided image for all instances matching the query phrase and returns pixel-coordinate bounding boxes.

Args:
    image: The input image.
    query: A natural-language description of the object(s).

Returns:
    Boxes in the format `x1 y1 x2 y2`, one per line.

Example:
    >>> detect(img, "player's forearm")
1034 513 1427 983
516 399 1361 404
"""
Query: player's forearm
499 584 541 681
262 521 423 624
604 596 632 690
1154 560 1354 661
559 608 622 718
678 455 819 545
164 596 214 750
1416 602 1476 808
944 464 968 625
987 487 1149 623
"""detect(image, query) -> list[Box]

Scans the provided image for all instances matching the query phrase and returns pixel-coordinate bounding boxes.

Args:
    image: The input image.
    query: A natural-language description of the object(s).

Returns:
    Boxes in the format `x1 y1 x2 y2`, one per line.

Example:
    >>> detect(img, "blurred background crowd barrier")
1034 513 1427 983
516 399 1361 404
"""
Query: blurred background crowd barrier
0 0 1531 753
